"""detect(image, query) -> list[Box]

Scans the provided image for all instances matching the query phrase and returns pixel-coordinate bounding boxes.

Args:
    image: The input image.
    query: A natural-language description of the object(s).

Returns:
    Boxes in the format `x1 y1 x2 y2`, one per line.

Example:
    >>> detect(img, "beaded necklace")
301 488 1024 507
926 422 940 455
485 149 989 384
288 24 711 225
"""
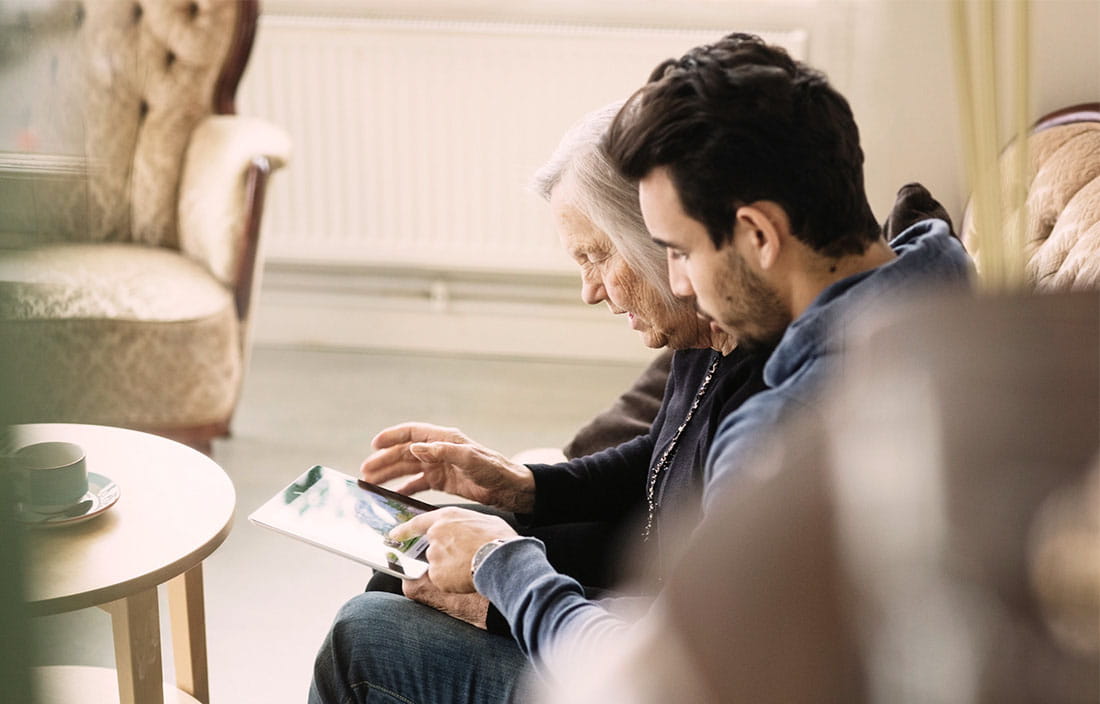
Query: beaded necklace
641 351 722 542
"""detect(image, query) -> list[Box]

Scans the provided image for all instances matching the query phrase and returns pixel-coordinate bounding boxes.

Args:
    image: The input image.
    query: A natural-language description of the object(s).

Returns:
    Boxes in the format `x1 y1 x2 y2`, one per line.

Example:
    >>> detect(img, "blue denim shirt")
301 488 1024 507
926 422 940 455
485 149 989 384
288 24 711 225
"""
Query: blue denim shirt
704 219 973 510
476 219 974 680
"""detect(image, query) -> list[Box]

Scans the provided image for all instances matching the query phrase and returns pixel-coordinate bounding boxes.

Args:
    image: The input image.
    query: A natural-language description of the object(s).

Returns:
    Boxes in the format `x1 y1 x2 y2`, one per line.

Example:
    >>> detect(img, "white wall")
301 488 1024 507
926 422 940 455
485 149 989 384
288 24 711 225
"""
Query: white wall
249 0 1100 362
831 0 1100 224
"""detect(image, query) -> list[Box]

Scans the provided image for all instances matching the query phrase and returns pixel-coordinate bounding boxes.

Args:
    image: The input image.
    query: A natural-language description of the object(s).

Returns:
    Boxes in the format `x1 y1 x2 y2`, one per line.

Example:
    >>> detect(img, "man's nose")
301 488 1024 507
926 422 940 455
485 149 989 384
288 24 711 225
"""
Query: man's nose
668 260 694 299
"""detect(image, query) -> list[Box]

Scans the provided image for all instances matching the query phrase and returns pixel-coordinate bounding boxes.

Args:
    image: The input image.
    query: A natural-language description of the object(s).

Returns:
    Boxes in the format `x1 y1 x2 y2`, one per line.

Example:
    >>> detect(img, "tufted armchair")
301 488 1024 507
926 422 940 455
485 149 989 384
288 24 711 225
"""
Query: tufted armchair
962 103 1100 291
0 0 290 454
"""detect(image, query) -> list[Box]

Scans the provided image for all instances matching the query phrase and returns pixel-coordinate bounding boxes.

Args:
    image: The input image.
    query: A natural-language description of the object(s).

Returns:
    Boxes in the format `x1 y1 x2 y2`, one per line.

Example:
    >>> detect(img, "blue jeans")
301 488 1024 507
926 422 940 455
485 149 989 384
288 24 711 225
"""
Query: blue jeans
309 592 535 704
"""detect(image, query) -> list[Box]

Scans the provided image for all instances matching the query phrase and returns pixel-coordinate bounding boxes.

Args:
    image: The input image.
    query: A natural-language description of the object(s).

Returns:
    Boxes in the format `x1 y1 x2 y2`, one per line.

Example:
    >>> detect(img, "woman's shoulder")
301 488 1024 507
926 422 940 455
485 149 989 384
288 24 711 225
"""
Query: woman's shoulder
714 345 772 403
723 344 773 367
670 347 713 369
670 345 771 381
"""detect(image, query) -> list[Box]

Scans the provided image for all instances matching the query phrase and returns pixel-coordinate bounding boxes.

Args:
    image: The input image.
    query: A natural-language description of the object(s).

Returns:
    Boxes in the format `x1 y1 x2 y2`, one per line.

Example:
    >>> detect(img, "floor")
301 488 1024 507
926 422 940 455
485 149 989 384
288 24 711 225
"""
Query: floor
29 345 646 703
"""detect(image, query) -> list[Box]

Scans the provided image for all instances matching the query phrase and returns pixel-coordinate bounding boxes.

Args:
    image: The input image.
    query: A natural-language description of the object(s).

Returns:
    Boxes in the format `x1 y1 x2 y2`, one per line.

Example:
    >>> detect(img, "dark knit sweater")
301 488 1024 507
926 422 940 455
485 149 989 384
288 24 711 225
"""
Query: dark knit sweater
525 345 770 552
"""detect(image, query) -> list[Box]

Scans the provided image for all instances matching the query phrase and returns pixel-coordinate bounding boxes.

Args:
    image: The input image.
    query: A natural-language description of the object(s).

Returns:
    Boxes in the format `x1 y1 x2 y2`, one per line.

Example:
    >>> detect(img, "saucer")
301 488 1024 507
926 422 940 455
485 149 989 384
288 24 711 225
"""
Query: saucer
13 472 120 528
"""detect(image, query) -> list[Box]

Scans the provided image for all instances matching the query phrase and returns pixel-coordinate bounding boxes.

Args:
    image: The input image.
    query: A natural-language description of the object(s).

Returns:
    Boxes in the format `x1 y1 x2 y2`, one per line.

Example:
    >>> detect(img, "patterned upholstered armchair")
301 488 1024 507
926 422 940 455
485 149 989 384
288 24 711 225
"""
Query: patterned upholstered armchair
0 0 290 453
962 103 1100 290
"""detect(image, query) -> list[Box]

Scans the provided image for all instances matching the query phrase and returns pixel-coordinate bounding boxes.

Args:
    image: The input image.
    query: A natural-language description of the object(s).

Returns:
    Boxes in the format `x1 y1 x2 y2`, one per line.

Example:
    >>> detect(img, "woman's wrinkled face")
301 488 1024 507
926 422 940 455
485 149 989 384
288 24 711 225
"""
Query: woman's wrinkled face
550 181 707 350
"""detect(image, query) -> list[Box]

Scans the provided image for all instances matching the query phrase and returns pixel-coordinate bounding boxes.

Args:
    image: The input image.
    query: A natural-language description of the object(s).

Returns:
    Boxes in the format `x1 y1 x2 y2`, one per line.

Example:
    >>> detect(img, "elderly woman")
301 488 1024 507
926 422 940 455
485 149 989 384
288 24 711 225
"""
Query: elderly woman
363 101 768 570
308 104 770 704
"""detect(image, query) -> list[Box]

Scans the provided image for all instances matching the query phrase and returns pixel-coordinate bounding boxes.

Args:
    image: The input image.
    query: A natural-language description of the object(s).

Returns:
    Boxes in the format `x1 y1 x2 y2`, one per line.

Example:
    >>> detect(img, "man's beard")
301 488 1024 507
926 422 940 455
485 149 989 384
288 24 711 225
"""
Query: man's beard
712 248 790 352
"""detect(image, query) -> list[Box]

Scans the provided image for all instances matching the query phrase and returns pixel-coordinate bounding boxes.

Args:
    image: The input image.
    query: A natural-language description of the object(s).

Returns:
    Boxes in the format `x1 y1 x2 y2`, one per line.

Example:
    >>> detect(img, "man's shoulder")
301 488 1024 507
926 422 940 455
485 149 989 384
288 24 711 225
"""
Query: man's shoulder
892 219 973 275
705 363 823 484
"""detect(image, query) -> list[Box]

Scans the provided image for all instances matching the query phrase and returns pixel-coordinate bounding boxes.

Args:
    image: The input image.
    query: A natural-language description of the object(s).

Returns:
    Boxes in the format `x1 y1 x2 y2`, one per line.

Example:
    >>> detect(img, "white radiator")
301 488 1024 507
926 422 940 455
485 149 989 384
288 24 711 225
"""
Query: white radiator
239 16 807 274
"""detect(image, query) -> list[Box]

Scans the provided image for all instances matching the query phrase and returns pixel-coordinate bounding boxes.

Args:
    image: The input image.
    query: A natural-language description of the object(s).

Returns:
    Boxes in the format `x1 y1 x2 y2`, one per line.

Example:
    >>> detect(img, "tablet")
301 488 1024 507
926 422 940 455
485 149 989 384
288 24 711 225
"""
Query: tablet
249 465 435 580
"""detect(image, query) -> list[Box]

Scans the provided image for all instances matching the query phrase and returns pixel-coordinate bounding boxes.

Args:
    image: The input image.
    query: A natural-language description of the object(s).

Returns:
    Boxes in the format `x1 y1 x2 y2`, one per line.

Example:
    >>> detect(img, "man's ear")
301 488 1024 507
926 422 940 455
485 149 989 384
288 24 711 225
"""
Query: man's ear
734 202 790 271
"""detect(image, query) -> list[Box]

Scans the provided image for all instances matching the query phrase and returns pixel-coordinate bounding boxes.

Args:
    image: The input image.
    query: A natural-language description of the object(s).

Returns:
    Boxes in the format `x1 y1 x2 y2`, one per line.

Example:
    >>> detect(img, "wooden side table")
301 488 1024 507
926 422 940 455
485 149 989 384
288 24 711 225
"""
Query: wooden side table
18 424 235 704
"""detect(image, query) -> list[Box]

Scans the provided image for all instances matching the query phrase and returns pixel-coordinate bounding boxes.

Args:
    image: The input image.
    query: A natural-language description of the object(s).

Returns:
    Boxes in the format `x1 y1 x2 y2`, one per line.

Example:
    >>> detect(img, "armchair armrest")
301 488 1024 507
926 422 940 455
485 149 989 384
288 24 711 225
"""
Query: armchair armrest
178 115 291 305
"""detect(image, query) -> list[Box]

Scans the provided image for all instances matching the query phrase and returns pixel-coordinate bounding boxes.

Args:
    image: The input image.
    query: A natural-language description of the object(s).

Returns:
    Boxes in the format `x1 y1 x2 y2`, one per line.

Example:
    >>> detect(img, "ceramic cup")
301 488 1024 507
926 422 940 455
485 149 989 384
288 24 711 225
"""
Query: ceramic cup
12 441 89 512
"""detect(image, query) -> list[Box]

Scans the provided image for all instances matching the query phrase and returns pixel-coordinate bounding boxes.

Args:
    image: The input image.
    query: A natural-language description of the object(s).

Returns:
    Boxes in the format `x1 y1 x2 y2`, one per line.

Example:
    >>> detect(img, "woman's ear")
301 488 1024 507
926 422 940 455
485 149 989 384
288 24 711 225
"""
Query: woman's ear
734 202 789 270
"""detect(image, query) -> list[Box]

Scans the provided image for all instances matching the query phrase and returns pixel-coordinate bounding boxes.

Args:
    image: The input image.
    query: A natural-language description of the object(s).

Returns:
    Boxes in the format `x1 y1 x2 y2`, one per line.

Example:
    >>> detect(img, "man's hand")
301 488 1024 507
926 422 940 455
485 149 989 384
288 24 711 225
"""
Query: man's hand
361 422 536 513
389 507 518 593
402 574 490 629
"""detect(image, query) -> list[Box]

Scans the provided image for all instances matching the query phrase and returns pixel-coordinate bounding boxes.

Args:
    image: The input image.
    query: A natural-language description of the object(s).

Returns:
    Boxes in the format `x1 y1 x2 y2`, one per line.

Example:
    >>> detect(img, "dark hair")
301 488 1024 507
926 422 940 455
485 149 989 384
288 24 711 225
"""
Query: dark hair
605 33 880 257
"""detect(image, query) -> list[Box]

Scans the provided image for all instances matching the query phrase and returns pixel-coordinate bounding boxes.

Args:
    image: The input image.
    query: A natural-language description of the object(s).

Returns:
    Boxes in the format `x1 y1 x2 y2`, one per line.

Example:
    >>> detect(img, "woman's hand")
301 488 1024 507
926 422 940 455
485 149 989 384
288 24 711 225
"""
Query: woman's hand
361 422 536 513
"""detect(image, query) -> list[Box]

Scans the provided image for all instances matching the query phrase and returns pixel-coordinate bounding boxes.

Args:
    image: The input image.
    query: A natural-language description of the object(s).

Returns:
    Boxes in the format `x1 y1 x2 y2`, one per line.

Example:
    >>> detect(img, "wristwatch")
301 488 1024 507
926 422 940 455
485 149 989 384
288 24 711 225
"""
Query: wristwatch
470 538 514 577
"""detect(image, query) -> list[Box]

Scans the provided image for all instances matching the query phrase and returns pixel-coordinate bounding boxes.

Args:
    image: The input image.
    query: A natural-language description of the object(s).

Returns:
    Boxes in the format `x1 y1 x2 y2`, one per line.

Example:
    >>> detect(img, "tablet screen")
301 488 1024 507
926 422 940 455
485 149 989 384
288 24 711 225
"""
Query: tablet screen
250 465 433 579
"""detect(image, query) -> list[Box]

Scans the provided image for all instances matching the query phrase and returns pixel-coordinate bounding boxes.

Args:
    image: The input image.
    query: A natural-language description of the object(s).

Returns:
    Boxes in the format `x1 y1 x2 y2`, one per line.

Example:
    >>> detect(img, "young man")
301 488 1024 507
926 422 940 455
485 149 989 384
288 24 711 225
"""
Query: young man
309 33 972 703
604 32 973 508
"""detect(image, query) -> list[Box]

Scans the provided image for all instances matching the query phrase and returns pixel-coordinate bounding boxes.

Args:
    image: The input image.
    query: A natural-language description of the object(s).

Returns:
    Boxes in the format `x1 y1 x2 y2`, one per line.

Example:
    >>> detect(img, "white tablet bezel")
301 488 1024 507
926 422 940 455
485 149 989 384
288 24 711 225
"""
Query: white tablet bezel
249 465 433 580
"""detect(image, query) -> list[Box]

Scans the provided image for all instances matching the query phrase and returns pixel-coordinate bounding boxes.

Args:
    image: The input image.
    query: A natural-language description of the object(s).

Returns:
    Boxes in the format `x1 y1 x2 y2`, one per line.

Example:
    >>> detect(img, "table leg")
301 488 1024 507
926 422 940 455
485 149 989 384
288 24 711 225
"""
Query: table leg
167 564 210 703
103 588 164 704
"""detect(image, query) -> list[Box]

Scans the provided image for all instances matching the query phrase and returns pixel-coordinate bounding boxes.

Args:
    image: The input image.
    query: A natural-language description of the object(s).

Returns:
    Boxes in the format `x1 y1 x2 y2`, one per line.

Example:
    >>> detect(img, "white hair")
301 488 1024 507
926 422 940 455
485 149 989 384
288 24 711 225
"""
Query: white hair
532 101 678 310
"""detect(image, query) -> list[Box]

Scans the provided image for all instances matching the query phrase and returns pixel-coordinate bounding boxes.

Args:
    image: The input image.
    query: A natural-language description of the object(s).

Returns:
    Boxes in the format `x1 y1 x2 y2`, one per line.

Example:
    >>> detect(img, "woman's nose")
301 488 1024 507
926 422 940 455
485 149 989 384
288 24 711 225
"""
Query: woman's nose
580 276 606 305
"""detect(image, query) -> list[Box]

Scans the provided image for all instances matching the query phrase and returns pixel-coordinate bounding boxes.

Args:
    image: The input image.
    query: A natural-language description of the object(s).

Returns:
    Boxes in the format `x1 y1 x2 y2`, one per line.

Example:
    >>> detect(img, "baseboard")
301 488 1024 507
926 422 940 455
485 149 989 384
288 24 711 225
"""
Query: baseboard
252 262 660 364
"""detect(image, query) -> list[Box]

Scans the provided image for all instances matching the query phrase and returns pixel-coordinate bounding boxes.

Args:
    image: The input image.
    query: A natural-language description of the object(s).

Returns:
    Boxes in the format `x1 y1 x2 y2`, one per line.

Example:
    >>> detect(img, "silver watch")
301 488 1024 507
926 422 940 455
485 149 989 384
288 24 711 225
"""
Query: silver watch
470 538 513 577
